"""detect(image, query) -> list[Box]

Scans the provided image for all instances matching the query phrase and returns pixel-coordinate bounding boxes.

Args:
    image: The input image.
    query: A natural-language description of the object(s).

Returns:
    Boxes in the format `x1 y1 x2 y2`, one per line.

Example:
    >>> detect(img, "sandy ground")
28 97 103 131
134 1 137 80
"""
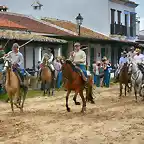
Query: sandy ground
1 85 144 144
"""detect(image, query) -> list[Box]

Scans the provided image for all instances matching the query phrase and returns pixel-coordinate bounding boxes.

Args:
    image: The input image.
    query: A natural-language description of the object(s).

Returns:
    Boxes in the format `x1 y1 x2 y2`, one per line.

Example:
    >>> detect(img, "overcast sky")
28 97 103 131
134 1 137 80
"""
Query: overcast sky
0 0 143 29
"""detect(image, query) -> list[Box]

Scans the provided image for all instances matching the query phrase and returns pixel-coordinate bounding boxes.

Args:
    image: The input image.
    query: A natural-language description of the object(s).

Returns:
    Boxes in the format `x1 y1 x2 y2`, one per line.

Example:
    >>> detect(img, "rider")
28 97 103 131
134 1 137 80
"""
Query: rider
127 46 136 62
69 42 87 82
3 43 27 86
38 48 55 81
133 48 144 63
115 51 128 80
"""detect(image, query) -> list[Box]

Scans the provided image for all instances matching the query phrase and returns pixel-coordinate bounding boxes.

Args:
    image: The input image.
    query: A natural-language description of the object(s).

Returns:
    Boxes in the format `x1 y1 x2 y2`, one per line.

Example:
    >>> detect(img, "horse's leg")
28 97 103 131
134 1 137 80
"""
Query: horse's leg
9 96 14 113
66 90 71 112
130 82 132 92
43 81 46 96
119 83 122 98
79 90 86 113
134 85 138 102
52 79 56 96
86 85 95 104
21 87 28 112
47 82 51 96
125 84 127 96
73 92 81 105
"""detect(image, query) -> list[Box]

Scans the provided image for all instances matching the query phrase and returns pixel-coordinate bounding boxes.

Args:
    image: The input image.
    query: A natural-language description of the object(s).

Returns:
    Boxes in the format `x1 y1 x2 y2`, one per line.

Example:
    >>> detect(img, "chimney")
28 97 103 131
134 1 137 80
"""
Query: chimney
0 5 8 12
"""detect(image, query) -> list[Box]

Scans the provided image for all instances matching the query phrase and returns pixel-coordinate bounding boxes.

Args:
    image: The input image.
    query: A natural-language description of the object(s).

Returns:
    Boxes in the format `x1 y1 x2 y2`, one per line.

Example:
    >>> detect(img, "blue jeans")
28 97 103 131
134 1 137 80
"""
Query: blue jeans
76 64 87 78
93 74 96 84
57 71 62 89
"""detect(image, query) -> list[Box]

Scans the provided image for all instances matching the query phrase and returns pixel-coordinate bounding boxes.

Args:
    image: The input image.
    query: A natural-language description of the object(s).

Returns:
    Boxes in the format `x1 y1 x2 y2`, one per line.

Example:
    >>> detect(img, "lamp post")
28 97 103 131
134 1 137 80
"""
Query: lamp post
76 13 83 36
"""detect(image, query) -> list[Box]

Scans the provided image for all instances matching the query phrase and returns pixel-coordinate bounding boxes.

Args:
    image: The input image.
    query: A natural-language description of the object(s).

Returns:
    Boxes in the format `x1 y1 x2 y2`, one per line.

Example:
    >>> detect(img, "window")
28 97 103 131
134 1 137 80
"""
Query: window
125 14 128 26
111 9 115 24
117 10 122 24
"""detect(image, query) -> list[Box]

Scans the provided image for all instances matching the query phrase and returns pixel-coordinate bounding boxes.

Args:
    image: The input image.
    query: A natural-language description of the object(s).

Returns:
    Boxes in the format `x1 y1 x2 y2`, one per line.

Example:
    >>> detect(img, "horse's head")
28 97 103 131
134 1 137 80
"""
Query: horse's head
43 58 49 67
128 61 134 74
61 59 73 82
3 57 12 71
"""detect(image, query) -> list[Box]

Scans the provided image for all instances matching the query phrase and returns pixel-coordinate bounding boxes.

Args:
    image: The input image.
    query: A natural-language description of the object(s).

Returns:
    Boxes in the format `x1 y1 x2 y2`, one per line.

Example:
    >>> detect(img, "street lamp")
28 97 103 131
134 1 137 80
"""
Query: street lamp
76 13 83 36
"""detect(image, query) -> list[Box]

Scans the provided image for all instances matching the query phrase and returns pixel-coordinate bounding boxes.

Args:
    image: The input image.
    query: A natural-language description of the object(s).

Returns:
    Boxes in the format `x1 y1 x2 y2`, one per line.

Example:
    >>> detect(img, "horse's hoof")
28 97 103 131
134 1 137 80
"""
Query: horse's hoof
75 102 81 105
67 107 71 112
81 107 86 113
20 108 23 113
91 100 95 104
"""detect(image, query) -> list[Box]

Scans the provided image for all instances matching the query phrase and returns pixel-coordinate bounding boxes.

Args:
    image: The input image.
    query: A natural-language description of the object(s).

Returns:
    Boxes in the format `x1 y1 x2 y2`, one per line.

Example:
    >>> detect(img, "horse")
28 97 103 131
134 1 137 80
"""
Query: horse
40 58 55 96
3 57 28 112
119 62 131 97
128 60 144 102
61 59 94 113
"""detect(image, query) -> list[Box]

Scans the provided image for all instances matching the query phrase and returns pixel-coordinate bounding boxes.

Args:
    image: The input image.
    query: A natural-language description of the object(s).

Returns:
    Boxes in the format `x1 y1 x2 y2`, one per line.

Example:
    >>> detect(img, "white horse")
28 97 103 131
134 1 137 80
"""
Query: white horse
128 59 144 102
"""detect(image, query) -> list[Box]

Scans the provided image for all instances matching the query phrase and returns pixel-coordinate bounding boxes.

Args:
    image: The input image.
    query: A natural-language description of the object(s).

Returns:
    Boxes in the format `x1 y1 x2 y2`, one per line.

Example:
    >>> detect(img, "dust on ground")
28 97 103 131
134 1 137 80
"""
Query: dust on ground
1 85 144 144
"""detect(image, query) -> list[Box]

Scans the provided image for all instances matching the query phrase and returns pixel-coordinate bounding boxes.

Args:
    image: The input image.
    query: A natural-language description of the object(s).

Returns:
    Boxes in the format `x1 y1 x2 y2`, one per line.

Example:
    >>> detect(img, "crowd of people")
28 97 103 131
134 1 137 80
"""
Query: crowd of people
1 41 144 94
92 57 112 88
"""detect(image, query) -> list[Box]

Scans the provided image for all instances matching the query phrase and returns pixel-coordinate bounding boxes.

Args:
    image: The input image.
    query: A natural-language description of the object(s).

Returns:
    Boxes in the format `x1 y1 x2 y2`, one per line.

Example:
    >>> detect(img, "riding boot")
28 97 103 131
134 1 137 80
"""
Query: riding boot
15 71 24 87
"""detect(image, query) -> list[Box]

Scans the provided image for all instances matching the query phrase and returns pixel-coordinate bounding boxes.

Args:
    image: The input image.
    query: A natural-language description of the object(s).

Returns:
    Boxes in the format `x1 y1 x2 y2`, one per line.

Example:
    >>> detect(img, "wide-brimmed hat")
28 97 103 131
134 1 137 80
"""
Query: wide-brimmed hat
47 48 52 51
102 56 107 61
123 51 127 54
130 46 134 50
74 42 80 47
12 43 19 49
135 48 141 53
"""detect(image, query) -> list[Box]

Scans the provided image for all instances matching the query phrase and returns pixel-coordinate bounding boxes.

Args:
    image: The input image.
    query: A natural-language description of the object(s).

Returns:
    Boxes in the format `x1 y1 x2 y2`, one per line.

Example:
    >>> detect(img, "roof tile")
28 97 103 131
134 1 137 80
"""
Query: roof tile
0 12 73 36
0 18 26 30
42 18 110 40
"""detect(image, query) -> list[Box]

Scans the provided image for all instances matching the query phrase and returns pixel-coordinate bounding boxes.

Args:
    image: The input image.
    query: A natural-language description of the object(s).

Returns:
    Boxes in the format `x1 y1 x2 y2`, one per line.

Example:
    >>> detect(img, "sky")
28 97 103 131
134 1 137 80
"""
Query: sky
0 0 144 29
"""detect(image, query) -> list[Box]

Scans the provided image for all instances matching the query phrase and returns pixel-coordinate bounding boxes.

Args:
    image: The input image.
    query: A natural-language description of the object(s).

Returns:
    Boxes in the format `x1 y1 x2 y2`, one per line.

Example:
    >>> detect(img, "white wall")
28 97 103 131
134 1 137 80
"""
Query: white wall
109 1 136 27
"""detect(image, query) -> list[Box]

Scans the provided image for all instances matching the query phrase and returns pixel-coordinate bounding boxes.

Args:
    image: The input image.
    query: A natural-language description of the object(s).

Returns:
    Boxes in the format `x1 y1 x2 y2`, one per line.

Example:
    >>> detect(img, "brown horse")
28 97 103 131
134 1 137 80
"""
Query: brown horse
119 62 131 97
4 58 28 112
40 59 55 96
62 59 94 113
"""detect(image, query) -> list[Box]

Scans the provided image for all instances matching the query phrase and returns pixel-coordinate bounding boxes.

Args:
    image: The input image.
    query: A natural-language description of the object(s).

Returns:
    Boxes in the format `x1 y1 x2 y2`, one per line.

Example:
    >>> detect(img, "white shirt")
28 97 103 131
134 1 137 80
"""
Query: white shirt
119 57 127 65
70 50 86 65
134 54 144 63
7 51 24 66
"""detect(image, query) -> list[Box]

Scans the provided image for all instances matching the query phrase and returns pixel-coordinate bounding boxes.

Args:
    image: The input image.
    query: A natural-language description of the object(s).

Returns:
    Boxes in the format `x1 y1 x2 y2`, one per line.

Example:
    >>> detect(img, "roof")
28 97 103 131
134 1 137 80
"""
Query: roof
0 30 67 43
41 18 110 40
0 12 73 36
110 0 138 7
0 18 27 30
0 5 8 9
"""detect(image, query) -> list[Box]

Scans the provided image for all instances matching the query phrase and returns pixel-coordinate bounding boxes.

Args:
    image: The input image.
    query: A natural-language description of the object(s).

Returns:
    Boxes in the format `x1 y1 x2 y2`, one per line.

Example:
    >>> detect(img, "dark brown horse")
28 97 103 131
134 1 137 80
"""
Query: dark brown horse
119 62 131 98
62 59 94 113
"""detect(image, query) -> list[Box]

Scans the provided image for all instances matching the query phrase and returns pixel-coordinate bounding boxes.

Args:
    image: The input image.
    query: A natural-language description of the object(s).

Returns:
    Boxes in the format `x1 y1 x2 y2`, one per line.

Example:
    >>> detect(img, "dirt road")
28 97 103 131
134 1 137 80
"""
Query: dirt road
1 85 144 144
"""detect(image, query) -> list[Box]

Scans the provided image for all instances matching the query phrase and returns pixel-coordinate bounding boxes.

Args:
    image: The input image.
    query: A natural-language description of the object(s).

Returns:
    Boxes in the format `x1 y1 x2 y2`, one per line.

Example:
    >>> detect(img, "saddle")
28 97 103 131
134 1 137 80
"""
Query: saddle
66 59 87 81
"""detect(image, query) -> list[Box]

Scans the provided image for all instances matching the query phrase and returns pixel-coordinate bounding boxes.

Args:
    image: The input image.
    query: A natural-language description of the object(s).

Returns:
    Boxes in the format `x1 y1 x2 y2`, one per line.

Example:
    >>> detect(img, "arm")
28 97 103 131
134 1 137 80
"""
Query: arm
17 53 24 66
48 54 53 62
119 58 122 65
69 51 75 61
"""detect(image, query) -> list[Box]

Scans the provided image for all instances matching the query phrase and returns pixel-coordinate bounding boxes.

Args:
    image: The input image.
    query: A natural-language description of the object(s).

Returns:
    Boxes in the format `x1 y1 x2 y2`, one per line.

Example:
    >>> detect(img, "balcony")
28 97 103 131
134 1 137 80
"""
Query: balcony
110 23 128 36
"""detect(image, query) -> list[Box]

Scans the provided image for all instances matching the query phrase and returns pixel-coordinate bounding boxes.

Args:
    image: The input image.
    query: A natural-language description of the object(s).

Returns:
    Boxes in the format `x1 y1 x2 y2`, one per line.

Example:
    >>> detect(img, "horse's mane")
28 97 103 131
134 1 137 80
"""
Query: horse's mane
62 59 74 83
137 63 144 75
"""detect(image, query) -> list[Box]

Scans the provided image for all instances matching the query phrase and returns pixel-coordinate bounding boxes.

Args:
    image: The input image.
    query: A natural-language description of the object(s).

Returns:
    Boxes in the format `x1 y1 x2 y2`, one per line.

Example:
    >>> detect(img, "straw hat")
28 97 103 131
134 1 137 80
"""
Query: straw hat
102 56 107 61
135 48 141 53
12 43 19 49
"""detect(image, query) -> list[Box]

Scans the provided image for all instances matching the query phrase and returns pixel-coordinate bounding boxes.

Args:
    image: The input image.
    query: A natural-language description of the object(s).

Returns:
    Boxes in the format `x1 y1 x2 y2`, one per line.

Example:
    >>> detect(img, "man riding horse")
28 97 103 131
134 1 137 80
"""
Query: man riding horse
38 48 55 81
69 42 88 86
115 51 128 80
3 43 28 87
